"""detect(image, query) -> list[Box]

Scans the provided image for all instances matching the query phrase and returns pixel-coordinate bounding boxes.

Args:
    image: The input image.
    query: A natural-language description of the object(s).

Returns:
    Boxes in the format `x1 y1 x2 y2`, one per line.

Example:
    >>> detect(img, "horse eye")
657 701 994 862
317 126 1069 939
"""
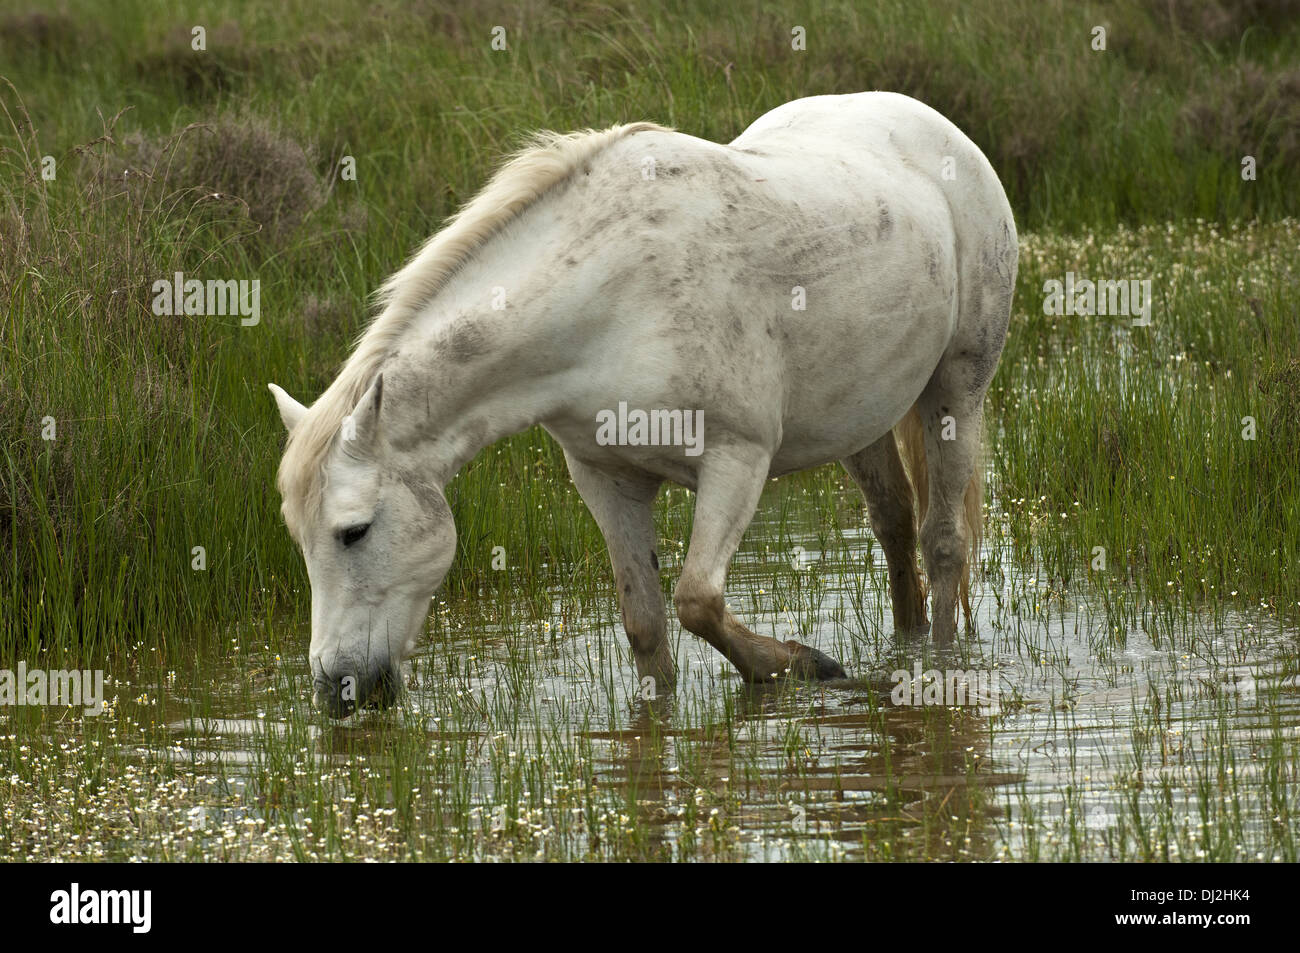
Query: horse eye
340 523 370 548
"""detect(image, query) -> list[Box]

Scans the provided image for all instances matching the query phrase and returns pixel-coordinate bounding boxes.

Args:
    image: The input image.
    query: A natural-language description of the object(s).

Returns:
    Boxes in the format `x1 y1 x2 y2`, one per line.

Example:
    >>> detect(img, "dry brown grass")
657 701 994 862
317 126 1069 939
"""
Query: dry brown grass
0 10 94 62
1143 0 1300 44
1180 63 1300 168
113 110 327 248
134 22 253 98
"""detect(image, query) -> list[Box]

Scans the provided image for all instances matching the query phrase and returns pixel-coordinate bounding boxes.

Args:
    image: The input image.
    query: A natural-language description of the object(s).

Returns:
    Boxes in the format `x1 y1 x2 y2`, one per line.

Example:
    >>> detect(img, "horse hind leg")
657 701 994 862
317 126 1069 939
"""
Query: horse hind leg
841 431 928 633
911 358 991 645
912 200 1014 644
673 443 846 682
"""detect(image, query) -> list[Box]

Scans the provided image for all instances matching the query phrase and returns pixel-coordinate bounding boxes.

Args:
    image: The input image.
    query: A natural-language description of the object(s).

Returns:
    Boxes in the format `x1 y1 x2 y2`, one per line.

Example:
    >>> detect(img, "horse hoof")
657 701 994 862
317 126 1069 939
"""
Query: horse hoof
784 641 847 680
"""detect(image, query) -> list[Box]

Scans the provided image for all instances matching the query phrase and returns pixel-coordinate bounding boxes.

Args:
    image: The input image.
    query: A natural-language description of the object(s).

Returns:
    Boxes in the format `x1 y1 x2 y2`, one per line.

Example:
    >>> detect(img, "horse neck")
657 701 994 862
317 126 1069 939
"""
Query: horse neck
381 219 581 487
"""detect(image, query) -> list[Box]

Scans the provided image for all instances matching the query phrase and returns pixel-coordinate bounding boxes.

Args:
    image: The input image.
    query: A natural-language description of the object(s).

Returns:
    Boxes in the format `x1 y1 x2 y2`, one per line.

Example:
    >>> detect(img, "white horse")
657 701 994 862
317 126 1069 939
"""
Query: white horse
270 92 1018 717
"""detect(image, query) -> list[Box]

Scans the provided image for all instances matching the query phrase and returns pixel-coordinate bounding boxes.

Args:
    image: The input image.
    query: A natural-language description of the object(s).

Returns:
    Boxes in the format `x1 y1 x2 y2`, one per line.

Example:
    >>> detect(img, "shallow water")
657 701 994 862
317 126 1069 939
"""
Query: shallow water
5 480 1297 861
125 485 1296 862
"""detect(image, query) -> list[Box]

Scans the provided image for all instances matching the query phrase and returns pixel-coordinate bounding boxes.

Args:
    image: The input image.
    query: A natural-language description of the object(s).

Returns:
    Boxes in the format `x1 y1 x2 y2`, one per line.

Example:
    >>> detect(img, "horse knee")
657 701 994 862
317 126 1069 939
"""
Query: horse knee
674 582 723 634
921 519 966 574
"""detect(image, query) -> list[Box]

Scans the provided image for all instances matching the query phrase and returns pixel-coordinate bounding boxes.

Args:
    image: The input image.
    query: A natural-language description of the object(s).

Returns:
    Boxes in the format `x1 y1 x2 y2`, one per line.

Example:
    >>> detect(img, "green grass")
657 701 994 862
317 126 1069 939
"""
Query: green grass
991 220 1300 615
0 0 1298 862
2 0 1299 660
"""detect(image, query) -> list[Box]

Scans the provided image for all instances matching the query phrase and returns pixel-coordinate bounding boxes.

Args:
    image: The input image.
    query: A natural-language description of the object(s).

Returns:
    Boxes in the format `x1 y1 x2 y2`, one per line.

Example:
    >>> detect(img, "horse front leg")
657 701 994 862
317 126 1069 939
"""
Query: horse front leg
564 454 676 688
673 443 846 682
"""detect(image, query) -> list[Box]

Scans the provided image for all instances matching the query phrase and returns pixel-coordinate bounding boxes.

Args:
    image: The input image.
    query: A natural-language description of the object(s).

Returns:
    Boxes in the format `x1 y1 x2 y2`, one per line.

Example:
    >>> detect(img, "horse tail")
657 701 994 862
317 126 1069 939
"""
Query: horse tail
892 403 982 628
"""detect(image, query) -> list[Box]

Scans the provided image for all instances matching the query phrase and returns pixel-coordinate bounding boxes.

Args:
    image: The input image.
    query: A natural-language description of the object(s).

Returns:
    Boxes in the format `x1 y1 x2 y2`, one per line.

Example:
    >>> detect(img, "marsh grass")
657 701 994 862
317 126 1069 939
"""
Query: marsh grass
3 0 1300 656
0 0 1298 862
990 220 1300 617
0 503 1296 861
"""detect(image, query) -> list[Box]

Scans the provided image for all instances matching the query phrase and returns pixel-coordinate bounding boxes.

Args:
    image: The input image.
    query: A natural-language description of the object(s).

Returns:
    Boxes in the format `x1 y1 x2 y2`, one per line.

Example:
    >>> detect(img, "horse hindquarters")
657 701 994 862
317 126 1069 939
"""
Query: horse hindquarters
899 213 1017 643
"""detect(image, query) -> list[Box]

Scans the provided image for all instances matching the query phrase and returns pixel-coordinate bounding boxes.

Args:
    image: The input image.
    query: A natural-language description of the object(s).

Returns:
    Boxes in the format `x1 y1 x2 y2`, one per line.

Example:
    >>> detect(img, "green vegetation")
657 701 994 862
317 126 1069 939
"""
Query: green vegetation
0 0 1297 861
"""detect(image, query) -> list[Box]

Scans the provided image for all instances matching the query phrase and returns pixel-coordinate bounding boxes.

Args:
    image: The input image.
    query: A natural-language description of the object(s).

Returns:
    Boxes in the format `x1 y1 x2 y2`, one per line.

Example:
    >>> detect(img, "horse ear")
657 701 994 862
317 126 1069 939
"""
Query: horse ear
268 383 307 432
345 374 383 449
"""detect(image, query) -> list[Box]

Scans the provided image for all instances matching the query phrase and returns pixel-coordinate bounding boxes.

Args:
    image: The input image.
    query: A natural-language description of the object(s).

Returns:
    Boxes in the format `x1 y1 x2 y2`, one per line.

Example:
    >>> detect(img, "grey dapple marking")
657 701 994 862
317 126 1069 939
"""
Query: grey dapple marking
270 92 1018 716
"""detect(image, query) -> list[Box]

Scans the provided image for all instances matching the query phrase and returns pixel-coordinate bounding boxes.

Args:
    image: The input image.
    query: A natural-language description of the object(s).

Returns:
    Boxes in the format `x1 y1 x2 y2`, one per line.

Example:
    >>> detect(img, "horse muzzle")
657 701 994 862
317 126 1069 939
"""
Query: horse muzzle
312 663 401 718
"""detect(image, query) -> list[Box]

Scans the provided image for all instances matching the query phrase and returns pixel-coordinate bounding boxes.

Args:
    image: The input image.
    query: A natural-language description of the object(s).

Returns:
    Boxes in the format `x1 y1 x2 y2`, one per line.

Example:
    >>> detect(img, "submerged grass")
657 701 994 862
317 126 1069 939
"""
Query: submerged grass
1 477 1295 861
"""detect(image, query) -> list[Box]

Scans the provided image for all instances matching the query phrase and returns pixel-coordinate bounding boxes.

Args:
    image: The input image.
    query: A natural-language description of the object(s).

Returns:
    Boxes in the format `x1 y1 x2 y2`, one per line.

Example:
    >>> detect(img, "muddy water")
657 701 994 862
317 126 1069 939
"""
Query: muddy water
141 487 1300 862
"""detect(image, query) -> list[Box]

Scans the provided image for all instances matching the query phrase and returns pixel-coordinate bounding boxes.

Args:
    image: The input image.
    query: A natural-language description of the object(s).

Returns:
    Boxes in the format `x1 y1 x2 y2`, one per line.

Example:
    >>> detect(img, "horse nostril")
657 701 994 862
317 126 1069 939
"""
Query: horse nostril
313 674 358 719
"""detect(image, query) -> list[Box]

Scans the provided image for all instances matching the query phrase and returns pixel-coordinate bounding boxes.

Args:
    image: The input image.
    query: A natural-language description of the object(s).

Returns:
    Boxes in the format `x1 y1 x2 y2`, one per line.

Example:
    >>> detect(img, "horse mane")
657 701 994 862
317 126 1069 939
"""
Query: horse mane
276 120 671 536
